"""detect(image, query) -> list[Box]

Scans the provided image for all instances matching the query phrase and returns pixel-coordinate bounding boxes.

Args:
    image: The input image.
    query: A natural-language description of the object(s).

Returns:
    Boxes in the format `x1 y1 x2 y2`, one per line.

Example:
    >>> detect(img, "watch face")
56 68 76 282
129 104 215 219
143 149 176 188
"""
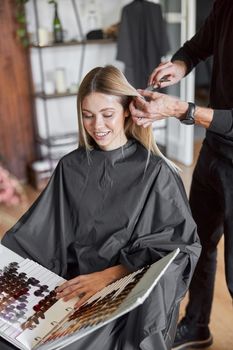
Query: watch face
181 117 195 125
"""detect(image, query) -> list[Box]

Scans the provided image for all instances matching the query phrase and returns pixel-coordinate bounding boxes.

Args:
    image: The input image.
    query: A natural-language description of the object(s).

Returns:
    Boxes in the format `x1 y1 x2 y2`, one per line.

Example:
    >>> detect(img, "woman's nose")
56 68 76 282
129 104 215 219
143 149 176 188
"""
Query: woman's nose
93 115 105 128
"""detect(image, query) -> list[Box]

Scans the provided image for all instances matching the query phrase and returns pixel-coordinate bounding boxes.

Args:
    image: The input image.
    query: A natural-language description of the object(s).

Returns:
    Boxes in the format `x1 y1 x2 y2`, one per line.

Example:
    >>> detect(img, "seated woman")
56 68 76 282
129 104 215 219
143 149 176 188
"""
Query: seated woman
1 65 200 350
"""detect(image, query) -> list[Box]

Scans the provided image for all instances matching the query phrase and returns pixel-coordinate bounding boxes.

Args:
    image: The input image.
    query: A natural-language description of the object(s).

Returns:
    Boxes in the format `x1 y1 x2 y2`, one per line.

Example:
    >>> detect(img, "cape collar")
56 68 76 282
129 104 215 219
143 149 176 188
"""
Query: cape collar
92 139 138 165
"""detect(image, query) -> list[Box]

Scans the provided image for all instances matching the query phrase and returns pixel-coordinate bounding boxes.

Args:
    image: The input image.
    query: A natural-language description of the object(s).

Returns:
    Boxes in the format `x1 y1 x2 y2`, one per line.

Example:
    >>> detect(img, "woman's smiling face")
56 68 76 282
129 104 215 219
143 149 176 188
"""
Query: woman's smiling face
82 92 128 151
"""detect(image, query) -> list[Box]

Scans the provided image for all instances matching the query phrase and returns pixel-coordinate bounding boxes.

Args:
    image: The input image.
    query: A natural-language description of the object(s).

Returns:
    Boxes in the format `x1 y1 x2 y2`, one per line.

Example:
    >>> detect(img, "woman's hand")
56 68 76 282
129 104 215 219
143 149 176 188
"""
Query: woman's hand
130 90 188 128
56 265 129 309
148 60 187 88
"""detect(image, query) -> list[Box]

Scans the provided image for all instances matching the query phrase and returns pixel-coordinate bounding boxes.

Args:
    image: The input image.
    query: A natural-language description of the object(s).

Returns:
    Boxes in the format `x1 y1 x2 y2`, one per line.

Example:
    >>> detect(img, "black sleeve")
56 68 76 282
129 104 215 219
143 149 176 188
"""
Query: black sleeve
171 0 217 74
208 109 233 138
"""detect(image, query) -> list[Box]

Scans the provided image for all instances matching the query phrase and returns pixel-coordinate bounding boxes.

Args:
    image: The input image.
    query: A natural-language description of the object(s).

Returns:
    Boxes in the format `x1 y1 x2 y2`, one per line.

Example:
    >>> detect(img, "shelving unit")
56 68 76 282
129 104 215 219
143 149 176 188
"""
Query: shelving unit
27 0 117 189
29 0 116 180
30 0 83 167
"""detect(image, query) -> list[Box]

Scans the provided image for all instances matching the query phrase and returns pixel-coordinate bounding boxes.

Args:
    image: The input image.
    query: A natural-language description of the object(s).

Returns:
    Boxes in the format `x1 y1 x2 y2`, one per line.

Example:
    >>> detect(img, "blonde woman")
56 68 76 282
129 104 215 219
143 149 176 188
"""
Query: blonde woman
2 66 200 350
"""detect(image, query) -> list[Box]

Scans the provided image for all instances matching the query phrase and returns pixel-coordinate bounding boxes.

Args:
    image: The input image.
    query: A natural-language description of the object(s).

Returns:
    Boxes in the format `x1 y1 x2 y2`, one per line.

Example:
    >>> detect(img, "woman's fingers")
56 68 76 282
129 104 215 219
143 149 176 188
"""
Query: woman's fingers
56 276 86 300
56 280 94 302
74 292 94 309
62 286 87 301
56 269 118 306
56 276 81 292
56 284 81 299
56 275 103 302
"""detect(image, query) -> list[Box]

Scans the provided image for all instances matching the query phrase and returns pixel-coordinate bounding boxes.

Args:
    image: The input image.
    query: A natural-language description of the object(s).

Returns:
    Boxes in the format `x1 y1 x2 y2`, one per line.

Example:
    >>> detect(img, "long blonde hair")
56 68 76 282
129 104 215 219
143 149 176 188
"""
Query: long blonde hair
77 65 175 168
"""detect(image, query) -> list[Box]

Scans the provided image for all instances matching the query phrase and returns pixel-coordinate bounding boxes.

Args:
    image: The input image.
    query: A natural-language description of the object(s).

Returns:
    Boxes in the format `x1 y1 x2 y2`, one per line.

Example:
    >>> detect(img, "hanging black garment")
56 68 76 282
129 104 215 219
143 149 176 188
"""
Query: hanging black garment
117 1 170 88
1 140 200 349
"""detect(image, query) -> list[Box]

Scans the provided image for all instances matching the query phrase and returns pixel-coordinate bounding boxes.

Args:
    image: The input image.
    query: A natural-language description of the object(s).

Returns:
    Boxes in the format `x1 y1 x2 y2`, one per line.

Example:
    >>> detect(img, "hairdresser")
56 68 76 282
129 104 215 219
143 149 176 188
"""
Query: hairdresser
130 1 233 349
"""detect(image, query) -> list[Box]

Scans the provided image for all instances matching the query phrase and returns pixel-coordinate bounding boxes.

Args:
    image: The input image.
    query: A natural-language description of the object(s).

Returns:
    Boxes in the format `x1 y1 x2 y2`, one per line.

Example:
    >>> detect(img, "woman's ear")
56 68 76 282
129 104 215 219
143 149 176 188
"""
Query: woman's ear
124 109 130 118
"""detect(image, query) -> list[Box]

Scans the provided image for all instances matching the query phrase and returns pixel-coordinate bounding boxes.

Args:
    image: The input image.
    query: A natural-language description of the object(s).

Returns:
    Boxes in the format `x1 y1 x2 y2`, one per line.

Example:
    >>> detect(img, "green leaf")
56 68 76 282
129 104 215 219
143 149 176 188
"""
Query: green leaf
16 28 26 38
16 14 26 24
22 37 30 48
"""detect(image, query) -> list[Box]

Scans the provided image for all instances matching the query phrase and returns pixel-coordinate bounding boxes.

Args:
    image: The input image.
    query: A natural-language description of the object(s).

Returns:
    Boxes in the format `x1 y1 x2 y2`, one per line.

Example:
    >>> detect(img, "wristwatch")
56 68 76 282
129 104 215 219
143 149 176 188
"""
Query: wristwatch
180 102 196 125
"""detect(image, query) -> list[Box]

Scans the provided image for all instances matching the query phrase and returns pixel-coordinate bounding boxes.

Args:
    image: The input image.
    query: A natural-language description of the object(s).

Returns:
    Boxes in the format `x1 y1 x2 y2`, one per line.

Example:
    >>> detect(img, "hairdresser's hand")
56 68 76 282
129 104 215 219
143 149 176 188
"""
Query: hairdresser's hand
148 60 187 88
130 90 188 128
56 265 129 308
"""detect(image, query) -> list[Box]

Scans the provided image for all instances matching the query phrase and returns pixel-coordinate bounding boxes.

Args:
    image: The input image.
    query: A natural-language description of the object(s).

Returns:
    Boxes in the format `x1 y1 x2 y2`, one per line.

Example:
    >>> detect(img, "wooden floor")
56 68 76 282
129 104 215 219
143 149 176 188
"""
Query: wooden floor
0 142 232 349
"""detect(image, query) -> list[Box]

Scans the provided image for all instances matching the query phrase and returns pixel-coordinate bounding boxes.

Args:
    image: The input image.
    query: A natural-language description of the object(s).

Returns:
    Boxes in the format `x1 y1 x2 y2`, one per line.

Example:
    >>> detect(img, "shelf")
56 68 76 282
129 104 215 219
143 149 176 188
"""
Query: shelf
83 39 116 45
34 91 78 99
37 133 78 147
30 38 116 49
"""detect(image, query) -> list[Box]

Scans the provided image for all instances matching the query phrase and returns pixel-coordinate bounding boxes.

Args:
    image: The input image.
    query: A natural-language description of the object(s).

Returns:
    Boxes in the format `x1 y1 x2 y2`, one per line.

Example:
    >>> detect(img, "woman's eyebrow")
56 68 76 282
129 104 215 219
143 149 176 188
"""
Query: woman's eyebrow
82 109 92 113
100 108 115 112
82 107 116 113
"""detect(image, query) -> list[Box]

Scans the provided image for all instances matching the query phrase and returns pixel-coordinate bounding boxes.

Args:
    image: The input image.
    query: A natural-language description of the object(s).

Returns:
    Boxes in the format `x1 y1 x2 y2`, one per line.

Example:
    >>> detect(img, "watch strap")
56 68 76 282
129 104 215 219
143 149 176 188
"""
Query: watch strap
180 102 196 125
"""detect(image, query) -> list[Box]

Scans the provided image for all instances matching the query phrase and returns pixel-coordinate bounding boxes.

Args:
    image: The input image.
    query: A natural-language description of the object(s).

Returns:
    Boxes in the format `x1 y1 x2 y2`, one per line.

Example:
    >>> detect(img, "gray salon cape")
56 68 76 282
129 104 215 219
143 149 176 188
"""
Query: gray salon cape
117 1 170 88
1 139 200 350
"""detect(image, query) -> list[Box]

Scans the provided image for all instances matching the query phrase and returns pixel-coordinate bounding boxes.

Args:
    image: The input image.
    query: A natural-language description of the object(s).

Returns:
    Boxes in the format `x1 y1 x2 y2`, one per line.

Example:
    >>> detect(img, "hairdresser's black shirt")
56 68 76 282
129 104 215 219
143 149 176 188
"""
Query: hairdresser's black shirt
172 0 233 159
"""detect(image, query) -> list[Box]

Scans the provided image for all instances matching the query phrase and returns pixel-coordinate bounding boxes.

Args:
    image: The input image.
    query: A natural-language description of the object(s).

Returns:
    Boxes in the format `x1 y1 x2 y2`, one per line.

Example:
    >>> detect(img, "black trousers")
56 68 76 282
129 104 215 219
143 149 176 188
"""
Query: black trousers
185 143 233 325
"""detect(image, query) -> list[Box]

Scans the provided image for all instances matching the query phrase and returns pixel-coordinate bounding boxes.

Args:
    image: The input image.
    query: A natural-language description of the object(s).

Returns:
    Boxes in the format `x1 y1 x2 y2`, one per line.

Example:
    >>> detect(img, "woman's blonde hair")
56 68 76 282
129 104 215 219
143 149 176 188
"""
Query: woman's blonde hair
77 65 176 168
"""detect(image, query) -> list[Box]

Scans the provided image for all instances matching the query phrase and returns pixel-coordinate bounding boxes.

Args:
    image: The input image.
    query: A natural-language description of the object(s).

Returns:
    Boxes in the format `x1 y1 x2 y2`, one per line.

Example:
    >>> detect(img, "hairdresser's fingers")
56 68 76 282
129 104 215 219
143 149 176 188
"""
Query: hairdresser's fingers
129 99 148 119
137 89 156 101
132 116 146 125
137 89 162 101
148 61 173 86
131 111 147 121
134 95 149 109
133 116 154 127
149 60 173 76
142 121 153 128
131 108 157 124
139 118 153 127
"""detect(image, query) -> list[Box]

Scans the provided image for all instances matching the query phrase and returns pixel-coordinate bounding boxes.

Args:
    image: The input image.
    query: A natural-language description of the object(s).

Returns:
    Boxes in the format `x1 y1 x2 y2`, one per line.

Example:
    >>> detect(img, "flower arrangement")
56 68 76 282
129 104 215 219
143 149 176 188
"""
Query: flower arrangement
0 165 26 206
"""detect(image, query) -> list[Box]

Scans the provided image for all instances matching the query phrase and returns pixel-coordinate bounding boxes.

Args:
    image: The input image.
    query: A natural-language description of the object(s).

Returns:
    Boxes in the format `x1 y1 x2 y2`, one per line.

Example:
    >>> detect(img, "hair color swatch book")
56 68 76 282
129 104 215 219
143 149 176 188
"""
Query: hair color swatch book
0 244 179 350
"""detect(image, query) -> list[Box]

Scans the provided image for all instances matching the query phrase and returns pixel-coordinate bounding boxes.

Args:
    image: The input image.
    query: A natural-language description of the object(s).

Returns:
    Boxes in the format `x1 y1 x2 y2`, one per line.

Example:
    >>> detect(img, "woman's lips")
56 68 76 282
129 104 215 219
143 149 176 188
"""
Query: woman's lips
94 131 110 139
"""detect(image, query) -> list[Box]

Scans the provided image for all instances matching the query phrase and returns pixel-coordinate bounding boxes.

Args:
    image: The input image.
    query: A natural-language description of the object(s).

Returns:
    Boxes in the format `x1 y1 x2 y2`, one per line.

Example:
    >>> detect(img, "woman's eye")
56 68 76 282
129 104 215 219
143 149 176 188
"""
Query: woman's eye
103 114 113 118
83 114 93 119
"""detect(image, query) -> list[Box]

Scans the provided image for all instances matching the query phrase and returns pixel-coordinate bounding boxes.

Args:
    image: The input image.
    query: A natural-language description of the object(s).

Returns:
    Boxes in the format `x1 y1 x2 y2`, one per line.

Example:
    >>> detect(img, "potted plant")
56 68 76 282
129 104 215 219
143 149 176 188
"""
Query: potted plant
15 0 30 47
